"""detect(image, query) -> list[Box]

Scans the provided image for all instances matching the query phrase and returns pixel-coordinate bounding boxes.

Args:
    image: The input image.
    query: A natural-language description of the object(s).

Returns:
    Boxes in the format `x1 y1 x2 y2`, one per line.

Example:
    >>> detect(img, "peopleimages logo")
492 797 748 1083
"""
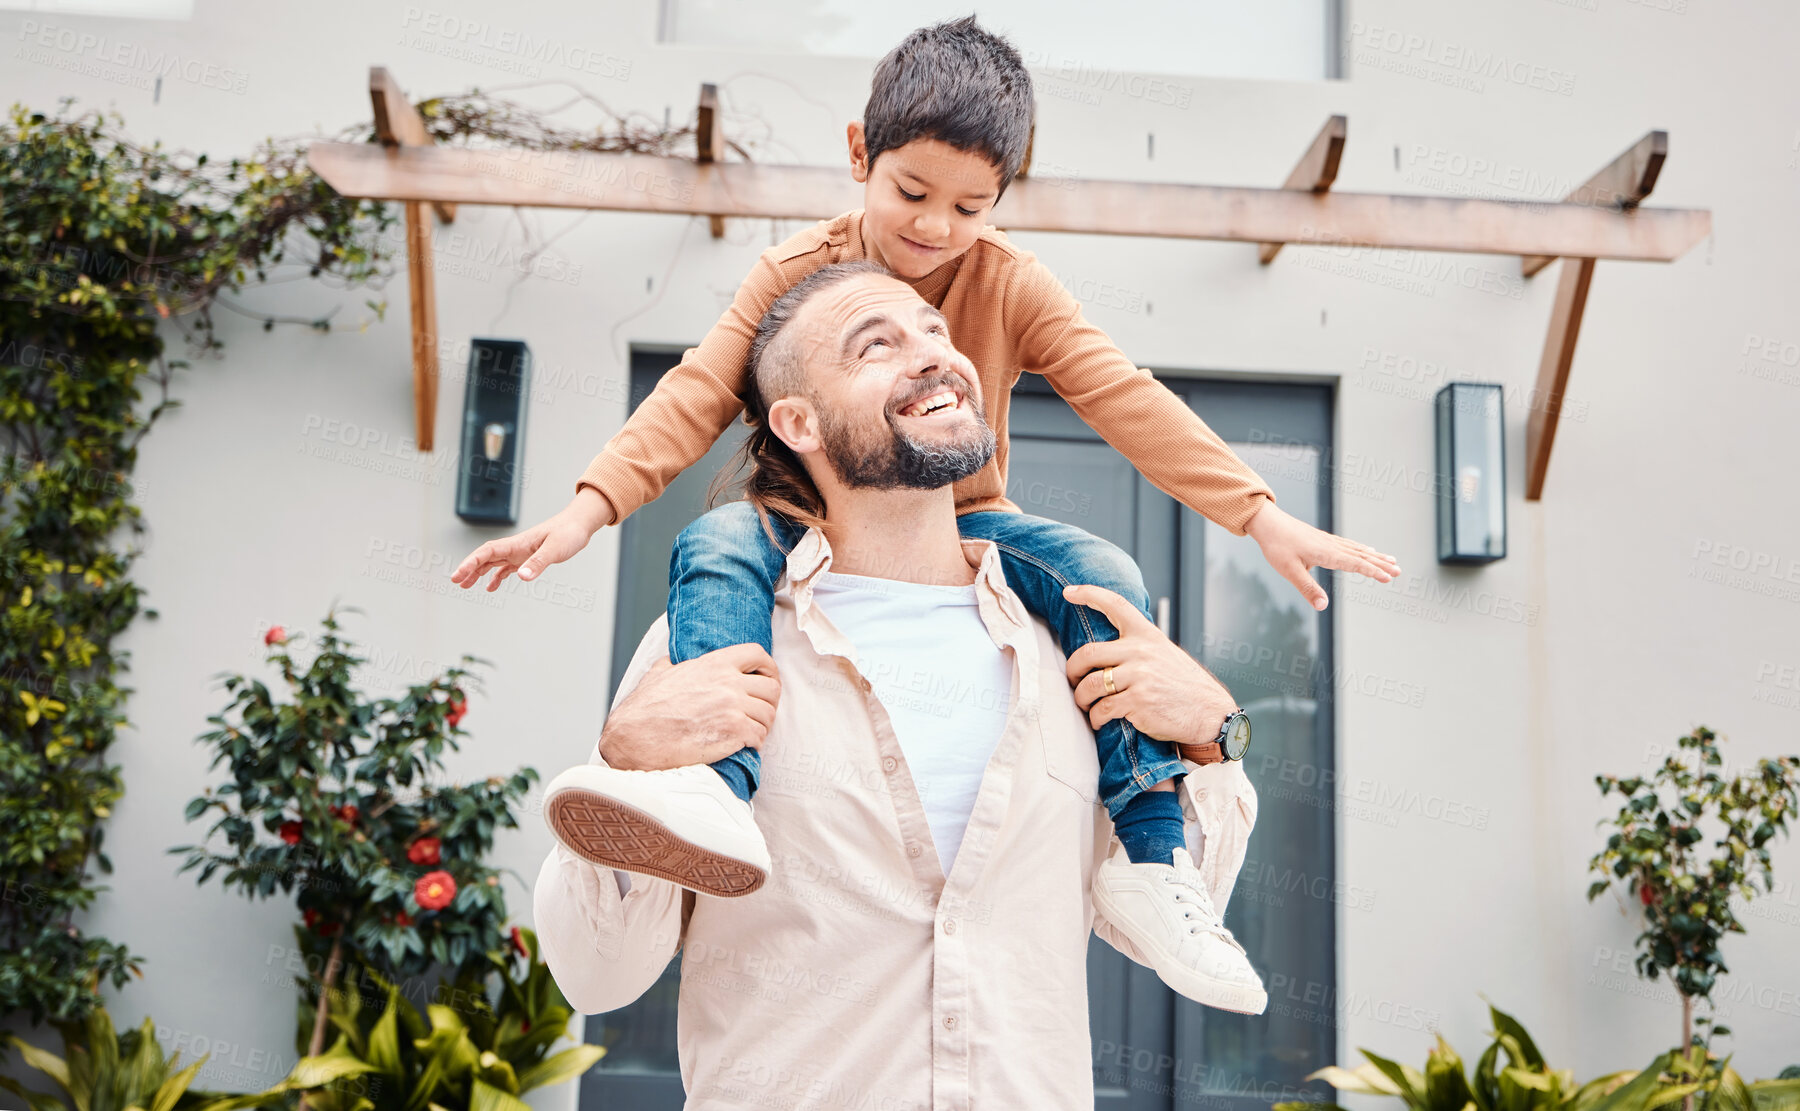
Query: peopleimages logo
1348 21 1576 96
15 20 250 93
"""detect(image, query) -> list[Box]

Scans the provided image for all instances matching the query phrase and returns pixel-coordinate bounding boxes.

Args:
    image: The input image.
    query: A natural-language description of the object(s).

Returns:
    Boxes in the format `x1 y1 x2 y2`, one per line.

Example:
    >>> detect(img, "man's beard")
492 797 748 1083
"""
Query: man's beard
814 381 997 491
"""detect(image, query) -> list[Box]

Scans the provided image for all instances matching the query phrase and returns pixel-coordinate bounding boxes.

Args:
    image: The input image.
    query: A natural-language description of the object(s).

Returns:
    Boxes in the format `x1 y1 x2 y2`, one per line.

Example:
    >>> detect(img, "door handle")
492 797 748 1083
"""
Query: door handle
1155 596 1172 639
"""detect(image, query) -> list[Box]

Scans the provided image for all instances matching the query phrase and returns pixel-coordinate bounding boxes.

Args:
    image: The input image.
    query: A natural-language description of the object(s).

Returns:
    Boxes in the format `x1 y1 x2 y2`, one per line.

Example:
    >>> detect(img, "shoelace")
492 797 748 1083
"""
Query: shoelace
1161 869 1239 944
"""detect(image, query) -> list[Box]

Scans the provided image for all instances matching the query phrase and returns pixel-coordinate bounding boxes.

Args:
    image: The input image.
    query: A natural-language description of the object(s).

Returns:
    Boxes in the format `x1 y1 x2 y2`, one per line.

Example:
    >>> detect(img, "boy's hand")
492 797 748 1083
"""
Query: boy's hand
451 487 615 592
1061 584 1237 752
599 646 782 770
1243 500 1401 612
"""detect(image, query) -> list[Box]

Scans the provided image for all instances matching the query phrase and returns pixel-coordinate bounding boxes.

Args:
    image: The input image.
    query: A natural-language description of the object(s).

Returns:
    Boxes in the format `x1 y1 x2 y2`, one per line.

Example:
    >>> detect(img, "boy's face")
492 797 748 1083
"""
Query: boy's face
848 124 1004 281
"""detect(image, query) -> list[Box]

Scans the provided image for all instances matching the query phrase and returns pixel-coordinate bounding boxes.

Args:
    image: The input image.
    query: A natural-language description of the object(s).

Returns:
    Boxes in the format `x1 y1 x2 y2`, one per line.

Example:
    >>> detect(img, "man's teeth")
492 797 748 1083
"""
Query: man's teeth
902 390 958 417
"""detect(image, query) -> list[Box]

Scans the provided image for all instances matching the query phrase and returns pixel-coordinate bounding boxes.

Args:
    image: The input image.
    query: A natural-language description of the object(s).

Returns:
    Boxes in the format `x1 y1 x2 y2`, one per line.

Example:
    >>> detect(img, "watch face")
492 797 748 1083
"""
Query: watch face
1223 714 1251 761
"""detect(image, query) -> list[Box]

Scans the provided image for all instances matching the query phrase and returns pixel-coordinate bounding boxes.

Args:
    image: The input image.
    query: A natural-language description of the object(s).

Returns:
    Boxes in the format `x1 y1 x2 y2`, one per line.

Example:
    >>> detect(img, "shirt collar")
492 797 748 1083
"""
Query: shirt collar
784 525 1031 648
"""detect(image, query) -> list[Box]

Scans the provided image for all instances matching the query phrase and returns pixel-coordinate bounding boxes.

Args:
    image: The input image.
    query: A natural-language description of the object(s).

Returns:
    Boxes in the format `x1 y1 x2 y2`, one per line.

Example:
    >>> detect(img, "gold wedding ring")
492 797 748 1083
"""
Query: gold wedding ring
1103 667 1116 696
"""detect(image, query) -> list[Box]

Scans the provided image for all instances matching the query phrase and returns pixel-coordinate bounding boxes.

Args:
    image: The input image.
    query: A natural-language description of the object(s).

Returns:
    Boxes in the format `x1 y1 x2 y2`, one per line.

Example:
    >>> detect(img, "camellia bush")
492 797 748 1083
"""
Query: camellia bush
171 607 538 1064
1587 725 1799 1052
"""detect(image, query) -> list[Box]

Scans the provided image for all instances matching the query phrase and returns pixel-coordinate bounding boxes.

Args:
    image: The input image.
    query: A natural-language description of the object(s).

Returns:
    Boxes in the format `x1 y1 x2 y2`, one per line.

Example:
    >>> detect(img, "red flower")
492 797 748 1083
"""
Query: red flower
317 919 340 938
1640 883 1658 906
264 625 286 647
445 691 467 728
510 926 529 959
279 820 303 845
303 908 319 929
394 911 413 927
407 837 441 866
415 870 456 911
331 804 360 824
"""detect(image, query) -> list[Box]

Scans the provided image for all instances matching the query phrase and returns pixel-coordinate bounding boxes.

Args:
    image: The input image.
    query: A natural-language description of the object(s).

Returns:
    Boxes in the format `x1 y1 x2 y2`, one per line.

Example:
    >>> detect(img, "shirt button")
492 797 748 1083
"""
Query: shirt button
882 755 898 772
943 1015 958 1029
907 843 922 858
942 918 958 935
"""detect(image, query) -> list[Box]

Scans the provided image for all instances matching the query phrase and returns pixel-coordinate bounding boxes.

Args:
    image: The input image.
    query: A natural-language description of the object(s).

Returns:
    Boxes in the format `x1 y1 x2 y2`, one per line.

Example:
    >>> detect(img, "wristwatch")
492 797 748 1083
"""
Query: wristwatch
1176 708 1251 765
1216 709 1251 762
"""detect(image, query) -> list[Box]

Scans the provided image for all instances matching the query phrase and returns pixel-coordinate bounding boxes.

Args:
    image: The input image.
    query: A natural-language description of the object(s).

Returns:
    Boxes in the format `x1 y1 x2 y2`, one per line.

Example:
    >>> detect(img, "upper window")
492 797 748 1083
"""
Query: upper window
659 0 1339 82
1 0 192 17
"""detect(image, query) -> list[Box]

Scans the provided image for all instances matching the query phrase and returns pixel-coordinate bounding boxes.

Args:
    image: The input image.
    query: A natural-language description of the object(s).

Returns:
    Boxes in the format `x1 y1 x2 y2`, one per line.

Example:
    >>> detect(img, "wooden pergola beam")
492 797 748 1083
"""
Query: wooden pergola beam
306 141 1711 262
1521 130 1665 276
369 66 445 451
1259 115 1346 264
695 83 725 239
1523 131 1671 501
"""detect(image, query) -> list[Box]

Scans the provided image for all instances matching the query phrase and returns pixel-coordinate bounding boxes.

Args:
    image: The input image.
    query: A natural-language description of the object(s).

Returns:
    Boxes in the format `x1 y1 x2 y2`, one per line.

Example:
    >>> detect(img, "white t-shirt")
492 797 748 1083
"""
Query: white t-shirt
809 569 1016 874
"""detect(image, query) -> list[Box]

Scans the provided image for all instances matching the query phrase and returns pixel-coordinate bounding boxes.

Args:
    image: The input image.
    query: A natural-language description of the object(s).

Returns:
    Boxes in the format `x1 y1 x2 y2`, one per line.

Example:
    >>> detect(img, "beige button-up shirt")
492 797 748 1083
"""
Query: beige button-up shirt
533 526 1259 1111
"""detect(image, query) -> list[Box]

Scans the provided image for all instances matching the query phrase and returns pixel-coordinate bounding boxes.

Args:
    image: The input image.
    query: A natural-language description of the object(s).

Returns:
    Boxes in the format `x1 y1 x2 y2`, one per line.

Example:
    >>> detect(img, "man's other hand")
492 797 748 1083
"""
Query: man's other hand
599 644 782 770
451 487 615 592
1061 584 1237 757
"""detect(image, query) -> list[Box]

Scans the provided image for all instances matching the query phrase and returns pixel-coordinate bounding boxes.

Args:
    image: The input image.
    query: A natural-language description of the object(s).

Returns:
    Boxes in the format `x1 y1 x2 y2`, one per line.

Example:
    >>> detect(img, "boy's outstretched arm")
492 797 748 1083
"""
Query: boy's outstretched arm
452 248 798 592
1006 251 1400 611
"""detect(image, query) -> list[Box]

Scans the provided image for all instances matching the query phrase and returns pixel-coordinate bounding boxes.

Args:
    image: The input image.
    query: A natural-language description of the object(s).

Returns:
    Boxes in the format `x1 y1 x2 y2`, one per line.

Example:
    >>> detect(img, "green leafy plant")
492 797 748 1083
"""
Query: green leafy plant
170 608 538 1075
1 85 741 1035
0 97 397 1031
1277 1002 1800 1111
1587 726 1799 1049
280 926 603 1111
0 1006 295 1111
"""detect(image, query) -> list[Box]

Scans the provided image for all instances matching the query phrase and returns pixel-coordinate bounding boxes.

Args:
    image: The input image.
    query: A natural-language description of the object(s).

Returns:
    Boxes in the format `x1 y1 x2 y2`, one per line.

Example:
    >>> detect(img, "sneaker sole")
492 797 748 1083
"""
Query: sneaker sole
1091 877 1268 1015
546 788 766 898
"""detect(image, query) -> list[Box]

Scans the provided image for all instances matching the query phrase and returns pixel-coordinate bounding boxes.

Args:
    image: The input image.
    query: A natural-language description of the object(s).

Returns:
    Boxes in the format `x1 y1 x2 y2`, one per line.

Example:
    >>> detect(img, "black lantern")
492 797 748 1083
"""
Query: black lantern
455 338 531 526
1434 382 1506 564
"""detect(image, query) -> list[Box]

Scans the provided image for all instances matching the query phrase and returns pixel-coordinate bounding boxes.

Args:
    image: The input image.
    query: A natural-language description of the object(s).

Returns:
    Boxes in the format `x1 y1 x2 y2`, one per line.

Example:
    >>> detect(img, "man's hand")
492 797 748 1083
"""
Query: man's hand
1244 499 1401 612
1061 584 1237 758
451 487 615 592
599 645 781 771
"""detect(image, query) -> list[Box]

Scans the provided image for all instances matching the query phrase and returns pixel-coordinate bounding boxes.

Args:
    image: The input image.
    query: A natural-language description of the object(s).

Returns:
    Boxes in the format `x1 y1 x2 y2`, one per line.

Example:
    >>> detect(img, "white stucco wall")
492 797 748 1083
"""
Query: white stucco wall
3 0 1797 1107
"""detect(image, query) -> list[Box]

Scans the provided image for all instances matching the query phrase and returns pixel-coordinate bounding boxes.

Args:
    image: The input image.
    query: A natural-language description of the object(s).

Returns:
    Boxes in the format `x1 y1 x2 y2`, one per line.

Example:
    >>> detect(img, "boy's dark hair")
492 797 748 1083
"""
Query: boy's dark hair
708 259 898 544
862 15 1036 200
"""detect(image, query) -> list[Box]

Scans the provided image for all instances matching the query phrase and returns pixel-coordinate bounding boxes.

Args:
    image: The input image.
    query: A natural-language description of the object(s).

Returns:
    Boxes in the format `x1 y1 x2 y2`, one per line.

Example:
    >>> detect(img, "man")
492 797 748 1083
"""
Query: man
532 260 1262 1109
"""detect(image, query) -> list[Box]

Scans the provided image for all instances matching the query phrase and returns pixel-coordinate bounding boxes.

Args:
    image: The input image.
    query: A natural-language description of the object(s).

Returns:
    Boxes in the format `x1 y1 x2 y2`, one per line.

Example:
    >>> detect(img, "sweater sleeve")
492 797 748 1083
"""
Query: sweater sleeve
573 246 797 524
1004 249 1276 537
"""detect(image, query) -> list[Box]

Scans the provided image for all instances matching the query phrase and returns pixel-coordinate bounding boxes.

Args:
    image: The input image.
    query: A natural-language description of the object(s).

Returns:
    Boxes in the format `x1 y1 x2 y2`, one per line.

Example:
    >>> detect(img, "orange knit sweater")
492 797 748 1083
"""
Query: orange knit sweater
577 210 1276 535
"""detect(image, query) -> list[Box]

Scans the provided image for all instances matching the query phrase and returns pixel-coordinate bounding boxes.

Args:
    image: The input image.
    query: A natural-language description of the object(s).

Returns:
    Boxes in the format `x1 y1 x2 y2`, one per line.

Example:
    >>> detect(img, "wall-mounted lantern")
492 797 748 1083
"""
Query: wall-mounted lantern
455 338 531 526
1434 382 1506 564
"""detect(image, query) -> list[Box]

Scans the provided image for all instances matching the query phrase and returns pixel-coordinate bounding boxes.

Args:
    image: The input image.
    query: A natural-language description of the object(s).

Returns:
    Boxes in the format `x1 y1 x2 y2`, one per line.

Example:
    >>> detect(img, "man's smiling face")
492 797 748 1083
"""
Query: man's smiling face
772 271 995 491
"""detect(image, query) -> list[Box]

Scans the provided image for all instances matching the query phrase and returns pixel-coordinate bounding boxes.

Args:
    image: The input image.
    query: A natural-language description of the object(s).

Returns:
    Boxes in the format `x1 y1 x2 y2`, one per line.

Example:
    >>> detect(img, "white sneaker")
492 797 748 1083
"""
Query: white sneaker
542 763 770 898
1091 843 1268 1014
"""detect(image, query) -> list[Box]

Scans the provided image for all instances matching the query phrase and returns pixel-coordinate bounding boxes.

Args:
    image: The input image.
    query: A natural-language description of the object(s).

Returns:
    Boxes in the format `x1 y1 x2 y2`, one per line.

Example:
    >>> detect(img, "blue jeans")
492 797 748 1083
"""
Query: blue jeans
666 500 1188 818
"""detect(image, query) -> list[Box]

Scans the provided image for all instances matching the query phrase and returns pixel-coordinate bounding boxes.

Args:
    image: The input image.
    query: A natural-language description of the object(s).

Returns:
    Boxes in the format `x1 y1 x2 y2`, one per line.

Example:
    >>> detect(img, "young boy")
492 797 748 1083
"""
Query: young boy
457 17 1398 1012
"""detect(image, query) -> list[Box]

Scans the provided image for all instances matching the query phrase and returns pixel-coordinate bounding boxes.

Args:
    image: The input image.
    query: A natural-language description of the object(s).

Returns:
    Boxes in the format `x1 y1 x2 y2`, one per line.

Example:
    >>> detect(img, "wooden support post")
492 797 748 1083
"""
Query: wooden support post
697 83 725 238
1525 257 1594 500
1259 115 1346 264
404 199 439 452
372 66 446 451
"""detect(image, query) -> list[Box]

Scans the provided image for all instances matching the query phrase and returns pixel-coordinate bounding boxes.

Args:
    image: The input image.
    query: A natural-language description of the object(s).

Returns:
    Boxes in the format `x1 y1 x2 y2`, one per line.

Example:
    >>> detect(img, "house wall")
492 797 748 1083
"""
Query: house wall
3 0 1797 1106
